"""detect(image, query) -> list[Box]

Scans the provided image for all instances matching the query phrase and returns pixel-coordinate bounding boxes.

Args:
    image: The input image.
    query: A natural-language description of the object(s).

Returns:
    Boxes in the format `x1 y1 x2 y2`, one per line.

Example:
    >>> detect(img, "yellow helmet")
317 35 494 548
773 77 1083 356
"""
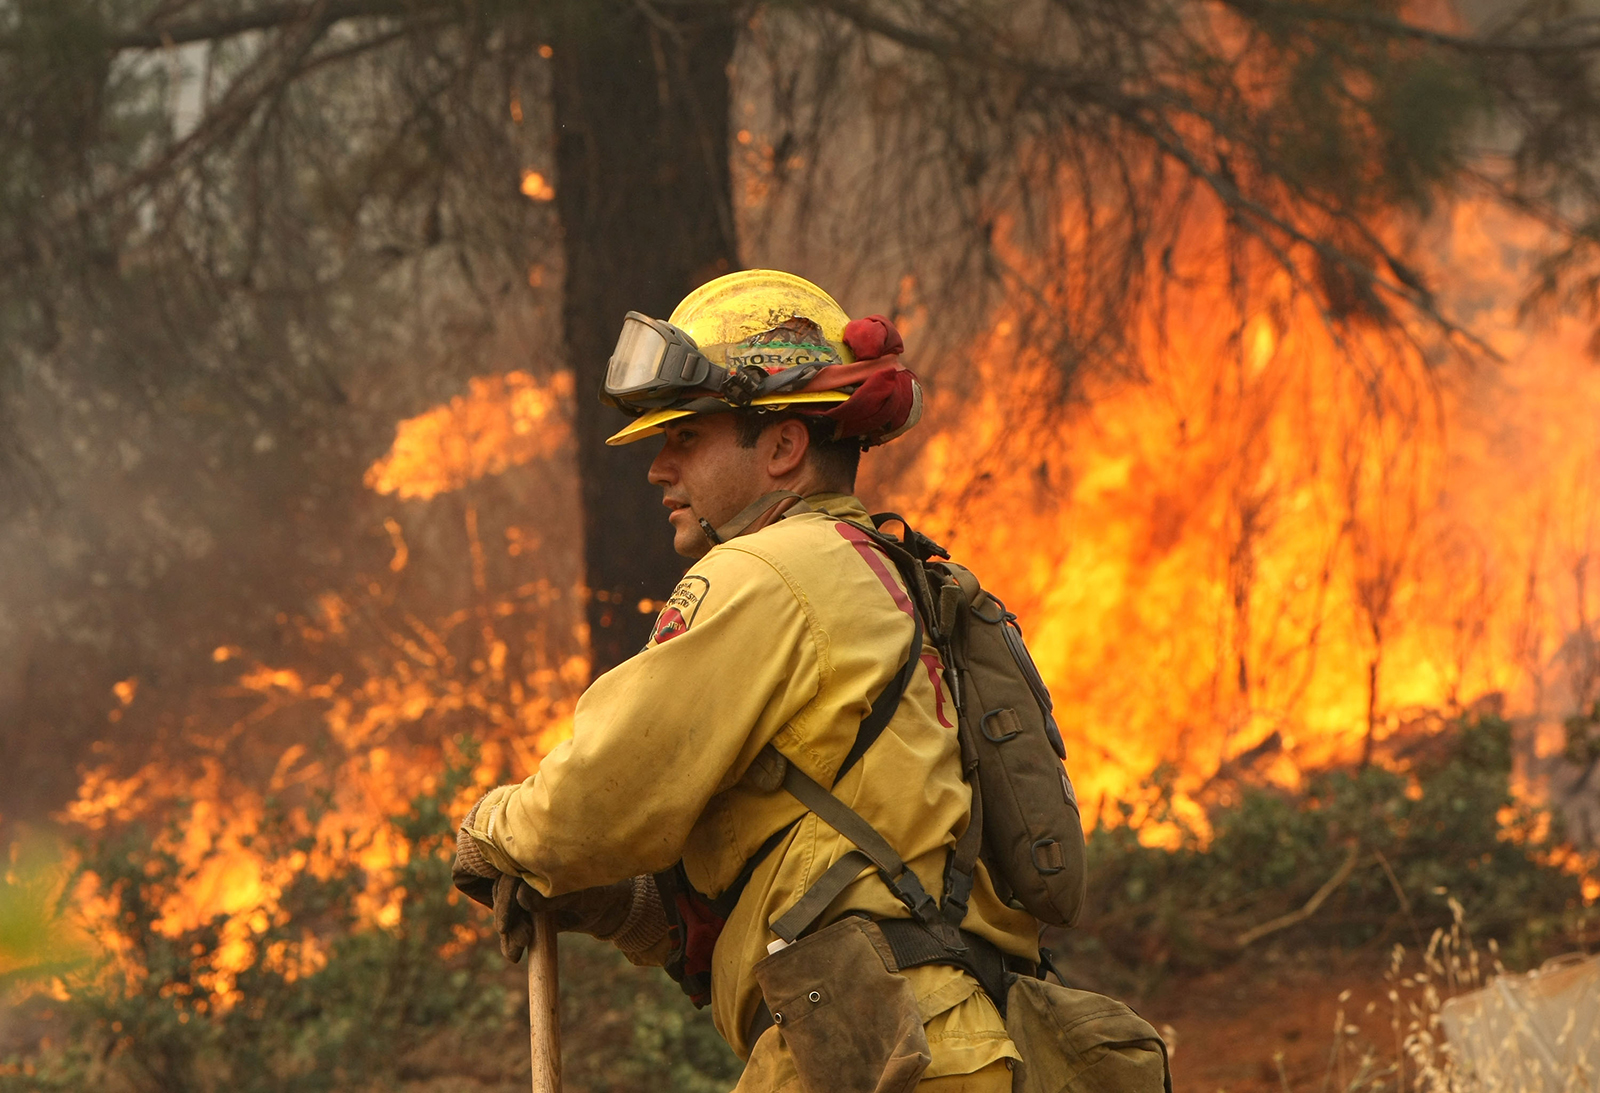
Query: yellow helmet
669 269 856 367
605 270 858 445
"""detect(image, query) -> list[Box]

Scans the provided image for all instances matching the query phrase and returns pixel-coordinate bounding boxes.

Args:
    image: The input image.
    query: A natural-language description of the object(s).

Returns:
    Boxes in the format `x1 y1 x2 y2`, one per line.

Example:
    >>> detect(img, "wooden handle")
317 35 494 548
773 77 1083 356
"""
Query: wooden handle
528 912 561 1093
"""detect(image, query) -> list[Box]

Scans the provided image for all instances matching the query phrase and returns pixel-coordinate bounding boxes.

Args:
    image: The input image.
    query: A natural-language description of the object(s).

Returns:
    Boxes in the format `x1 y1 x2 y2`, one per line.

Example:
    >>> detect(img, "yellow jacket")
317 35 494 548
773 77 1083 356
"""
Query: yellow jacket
466 494 1037 1078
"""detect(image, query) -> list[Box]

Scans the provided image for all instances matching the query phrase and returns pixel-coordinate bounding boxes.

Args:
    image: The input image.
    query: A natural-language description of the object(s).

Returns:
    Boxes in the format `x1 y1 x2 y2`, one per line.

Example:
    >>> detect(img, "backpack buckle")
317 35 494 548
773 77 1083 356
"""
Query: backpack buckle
884 868 942 928
905 528 950 561
869 512 950 561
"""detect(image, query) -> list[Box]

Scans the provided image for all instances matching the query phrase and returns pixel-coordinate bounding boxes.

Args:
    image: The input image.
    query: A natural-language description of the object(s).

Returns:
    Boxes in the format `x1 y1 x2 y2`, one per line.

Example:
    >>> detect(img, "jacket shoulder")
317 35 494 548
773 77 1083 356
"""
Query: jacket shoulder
645 542 800 649
723 509 854 565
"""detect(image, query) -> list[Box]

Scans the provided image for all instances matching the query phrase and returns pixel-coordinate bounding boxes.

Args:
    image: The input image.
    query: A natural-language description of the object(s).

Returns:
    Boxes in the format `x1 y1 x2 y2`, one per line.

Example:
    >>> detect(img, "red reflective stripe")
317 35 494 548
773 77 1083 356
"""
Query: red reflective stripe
836 522 949 727
834 522 914 617
920 653 953 728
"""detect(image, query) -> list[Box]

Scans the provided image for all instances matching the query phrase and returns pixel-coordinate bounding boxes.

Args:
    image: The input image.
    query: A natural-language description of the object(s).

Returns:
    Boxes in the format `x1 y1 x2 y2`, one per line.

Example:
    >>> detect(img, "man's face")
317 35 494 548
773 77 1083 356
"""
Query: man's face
647 414 769 558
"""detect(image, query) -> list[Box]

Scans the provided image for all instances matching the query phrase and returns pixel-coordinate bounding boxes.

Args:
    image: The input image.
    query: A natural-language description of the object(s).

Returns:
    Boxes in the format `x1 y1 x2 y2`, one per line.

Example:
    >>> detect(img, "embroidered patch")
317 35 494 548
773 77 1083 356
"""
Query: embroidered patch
652 575 710 644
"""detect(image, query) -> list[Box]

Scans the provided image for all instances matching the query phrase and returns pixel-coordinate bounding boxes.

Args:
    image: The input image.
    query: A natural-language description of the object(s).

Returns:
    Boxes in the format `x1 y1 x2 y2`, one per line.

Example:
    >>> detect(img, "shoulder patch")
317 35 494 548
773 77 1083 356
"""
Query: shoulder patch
652 575 710 644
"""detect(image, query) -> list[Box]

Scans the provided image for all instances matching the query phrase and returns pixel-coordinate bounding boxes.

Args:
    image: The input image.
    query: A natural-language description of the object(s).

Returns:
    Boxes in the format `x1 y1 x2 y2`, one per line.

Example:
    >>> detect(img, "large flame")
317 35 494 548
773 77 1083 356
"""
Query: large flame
364 370 573 500
53 198 1600 1003
883 199 1600 833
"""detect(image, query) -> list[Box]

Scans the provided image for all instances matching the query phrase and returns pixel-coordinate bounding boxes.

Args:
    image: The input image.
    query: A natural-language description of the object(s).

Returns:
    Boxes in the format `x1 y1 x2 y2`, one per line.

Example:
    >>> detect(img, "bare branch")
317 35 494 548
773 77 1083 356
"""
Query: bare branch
1234 842 1362 948
107 0 425 50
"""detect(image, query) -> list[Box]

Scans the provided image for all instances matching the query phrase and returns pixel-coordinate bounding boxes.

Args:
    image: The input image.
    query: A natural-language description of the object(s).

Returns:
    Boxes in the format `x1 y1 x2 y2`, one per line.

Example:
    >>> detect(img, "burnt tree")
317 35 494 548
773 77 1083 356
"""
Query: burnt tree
550 1 740 674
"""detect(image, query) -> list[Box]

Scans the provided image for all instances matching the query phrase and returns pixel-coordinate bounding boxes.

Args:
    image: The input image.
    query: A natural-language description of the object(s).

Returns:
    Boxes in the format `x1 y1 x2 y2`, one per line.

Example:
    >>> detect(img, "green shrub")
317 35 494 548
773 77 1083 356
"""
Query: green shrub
1058 715 1594 987
0 836 89 995
8 714 1590 1088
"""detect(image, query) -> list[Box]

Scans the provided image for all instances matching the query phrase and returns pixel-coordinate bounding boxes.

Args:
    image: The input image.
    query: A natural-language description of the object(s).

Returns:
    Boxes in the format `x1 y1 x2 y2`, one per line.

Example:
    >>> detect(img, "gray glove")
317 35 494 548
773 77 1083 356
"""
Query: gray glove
487 878 634 963
450 796 651 963
451 797 500 909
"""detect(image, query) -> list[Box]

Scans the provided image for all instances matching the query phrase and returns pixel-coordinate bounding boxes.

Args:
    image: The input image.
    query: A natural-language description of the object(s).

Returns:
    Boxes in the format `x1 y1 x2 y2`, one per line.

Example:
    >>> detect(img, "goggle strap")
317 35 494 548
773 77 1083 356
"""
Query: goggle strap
754 363 824 398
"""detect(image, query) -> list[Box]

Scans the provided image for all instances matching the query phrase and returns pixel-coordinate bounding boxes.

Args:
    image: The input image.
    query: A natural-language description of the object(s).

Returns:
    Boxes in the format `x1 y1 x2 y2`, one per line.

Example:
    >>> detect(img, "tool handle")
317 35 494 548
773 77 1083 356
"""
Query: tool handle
528 912 561 1093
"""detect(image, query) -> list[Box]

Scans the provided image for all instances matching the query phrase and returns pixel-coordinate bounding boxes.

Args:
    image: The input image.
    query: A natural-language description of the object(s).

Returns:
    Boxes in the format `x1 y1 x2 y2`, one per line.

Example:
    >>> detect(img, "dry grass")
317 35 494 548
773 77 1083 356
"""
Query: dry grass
1302 901 1595 1093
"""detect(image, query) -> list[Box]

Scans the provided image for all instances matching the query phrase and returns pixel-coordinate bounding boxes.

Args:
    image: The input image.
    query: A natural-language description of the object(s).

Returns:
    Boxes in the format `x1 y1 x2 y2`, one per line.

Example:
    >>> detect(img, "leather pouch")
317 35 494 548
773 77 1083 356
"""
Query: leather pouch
1004 975 1172 1093
752 916 931 1093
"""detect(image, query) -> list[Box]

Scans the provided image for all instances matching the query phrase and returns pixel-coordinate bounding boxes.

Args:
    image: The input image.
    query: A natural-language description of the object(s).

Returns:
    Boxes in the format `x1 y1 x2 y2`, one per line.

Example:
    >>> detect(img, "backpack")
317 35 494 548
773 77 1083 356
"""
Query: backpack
860 513 1087 927
658 500 1087 1007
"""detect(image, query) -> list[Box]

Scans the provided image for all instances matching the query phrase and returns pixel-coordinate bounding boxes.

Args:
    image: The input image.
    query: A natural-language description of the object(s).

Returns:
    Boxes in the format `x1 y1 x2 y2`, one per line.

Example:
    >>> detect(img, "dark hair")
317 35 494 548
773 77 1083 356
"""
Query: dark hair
733 410 862 490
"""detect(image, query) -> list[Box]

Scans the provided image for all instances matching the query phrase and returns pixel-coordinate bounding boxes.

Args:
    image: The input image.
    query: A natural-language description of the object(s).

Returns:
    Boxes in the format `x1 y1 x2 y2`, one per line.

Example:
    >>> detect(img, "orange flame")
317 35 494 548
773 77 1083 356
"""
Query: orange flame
62 519 585 1003
364 371 572 500
879 199 1600 834
519 170 556 202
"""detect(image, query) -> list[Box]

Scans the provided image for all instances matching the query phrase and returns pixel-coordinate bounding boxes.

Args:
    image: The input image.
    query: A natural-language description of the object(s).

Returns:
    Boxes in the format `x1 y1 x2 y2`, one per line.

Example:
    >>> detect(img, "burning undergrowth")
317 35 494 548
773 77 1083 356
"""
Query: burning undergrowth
41 369 591 1010
2 369 744 1090
5 757 741 1093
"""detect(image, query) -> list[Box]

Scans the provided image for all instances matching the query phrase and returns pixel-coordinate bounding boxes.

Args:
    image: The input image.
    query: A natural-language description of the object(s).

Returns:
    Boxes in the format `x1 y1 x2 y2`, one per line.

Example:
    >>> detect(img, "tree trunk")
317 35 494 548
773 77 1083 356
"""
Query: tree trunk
549 1 739 677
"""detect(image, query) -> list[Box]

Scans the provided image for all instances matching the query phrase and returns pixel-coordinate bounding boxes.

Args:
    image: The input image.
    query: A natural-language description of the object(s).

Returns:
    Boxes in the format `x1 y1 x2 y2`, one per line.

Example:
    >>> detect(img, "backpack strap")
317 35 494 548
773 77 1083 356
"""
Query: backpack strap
765 848 878 947
703 600 920 922
836 587 923 782
701 512 974 958
658 503 949 1005
762 518 983 954
765 751 946 944
706 818 798 920
860 515 986 934
939 739 983 930
861 517 943 634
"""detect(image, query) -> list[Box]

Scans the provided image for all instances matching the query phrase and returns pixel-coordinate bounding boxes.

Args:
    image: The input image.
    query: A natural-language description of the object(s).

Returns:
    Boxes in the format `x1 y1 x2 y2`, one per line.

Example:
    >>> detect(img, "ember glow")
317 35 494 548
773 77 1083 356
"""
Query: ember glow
519 170 556 203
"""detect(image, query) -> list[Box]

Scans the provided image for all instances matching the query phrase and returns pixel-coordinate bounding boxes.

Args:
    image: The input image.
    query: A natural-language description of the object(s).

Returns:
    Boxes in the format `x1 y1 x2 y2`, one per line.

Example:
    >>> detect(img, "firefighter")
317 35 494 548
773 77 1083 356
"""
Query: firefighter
453 270 1038 1092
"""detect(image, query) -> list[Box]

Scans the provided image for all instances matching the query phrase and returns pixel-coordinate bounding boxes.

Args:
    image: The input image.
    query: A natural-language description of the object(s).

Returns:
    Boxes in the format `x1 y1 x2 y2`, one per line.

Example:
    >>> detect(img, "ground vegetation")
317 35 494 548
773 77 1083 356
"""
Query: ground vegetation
2 713 1590 1090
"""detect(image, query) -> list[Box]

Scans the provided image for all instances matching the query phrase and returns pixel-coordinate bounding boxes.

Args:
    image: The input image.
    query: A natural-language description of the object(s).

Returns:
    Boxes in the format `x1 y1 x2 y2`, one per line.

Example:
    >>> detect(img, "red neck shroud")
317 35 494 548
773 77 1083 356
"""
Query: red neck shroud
798 315 917 445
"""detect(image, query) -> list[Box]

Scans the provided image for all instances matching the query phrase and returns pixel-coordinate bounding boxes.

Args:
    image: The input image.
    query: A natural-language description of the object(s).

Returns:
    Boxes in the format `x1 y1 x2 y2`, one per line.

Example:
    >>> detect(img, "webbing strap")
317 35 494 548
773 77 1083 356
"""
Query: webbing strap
707 818 798 920
768 849 874 944
777 755 942 929
857 518 985 934
703 588 919 921
941 768 983 928
758 515 990 948
859 520 940 630
778 755 909 877
875 919 1021 1019
703 510 962 948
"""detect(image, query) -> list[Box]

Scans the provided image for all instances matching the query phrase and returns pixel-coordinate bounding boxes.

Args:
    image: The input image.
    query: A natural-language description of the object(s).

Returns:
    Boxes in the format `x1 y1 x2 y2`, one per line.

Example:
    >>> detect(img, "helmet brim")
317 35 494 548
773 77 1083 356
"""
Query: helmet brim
604 407 697 446
603 391 851 446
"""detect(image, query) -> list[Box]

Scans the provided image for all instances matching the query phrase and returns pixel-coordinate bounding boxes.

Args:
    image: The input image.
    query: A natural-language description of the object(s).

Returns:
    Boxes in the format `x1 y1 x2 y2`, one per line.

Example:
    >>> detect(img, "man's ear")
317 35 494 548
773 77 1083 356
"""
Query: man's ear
766 418 811 478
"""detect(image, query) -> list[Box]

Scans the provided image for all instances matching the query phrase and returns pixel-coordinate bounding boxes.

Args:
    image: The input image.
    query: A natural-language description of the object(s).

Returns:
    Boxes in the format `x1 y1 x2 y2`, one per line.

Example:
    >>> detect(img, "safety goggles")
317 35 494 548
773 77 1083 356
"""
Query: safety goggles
603 312 719 407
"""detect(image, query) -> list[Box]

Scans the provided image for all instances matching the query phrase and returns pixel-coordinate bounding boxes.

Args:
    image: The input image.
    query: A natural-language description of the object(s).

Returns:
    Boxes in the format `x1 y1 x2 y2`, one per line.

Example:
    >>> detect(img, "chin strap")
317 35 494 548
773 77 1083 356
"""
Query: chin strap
699 490 811 547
